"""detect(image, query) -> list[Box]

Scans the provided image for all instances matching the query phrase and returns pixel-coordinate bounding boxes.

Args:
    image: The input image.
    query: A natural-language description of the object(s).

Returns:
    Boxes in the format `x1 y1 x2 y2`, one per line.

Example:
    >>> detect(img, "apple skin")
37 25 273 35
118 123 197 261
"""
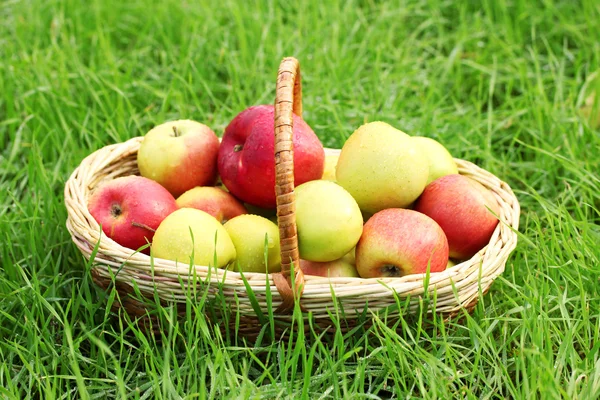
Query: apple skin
151 208 236 268
176 186 247 224
299 257 359 278
356 208 449 278
217 105 325 208
138 120 220 197
295 180 363 262
336 121 429 213
88 175 178 253
412 136 458 185
321 153 339 181
224 214 281 273
414 174 500 260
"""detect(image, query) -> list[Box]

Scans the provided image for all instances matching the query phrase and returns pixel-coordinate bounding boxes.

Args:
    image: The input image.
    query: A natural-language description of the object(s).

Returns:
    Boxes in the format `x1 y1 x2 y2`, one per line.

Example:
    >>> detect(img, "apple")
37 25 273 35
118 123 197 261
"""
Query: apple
138 119 220 197
223 214 281 273
151 208 236 268
88 175 178 253
176 186 247 223
299 257 359 278
414 174 500 259
335 121 429 213
321 153 339 181
243 203 277 220
295 180 363 262
355 208 449 278
412 136 458 184
218 105 325 208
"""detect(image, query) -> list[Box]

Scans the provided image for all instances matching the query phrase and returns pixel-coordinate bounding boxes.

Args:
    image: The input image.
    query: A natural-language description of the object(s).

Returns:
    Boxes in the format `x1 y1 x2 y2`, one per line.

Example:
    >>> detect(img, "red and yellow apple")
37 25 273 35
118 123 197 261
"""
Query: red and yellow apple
299 250 359 278
218 105 325 208
151 208 236 268
336 122 429 213
414 174 500 259
356 208 449 278
176 186 247 223
138 119 220 197
87 175 178 253
412 136 458 184
295 180 363 262
224 214 281 273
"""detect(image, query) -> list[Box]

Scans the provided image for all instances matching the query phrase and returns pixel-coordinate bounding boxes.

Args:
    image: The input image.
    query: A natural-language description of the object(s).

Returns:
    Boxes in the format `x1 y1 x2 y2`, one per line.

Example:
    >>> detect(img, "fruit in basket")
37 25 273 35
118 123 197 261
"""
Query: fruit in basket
88 175 178 253
321 153 339 181
224 214 281 273
243 203 277 220
138 119 220 197
218 105 325 208
414 174 500 259
151 208 236 268
355 208 449 278
300 251 359 278
335 121 429 213
295 180 363 262
412 136 458 184
176 186 247 224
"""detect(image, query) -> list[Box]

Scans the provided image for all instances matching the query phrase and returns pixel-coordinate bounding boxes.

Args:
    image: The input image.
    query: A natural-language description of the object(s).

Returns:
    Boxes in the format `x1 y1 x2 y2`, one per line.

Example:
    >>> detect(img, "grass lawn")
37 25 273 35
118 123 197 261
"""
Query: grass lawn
2 0 600 398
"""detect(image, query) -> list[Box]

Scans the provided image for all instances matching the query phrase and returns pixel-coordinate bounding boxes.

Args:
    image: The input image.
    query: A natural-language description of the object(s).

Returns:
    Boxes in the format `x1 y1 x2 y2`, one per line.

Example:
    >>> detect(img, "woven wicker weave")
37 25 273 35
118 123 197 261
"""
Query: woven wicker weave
64 57 520 333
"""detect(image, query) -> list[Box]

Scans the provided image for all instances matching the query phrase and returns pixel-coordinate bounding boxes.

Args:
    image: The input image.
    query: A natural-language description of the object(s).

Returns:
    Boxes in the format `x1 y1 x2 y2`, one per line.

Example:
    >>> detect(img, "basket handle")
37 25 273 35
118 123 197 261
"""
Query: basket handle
273 57 305 313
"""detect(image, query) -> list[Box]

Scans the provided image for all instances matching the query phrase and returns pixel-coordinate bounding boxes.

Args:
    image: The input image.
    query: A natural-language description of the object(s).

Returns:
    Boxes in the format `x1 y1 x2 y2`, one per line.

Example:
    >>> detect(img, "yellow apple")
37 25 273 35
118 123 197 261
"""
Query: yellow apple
151 208 236 268
321 153 339 181
224 214 281 273
335 121 429 213
412 136 458 184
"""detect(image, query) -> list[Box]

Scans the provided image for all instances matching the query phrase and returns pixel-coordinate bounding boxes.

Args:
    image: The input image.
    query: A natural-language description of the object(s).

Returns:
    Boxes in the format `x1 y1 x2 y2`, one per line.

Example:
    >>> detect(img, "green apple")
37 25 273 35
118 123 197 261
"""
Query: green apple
151 208 236 268
243 203 277 220
224 214 281 273
138 119 220 197
295 180 363 262
342 248 356 265
412 136 458 184
335 121 429 213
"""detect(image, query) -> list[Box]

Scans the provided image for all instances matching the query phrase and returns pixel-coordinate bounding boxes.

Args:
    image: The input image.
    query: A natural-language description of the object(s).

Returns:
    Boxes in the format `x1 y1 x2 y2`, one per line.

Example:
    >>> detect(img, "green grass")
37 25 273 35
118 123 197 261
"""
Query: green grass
1 0 600 398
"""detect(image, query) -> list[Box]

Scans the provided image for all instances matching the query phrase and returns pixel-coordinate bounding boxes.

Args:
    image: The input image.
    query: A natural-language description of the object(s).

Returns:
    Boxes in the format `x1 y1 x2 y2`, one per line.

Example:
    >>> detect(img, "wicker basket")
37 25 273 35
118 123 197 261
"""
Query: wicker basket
64 57 520 335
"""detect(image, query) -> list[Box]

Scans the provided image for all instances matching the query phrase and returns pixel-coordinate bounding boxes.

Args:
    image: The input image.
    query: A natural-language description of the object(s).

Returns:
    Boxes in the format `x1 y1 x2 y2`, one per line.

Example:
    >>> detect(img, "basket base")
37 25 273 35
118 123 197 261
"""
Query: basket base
91 269 484 342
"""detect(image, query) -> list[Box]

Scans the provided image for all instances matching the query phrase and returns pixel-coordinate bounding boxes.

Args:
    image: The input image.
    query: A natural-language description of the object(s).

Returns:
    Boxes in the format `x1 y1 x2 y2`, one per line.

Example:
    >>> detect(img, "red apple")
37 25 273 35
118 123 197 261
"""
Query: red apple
299 252 359 278
356 209 449 278
218 105 325 208
414 174 500 259
138 120 220 197
176 186 247 223
88 176 178 253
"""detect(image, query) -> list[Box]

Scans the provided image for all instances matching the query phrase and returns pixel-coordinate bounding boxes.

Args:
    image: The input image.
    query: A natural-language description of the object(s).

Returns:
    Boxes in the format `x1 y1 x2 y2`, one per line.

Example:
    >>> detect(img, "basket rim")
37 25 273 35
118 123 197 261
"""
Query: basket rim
64 135 520 303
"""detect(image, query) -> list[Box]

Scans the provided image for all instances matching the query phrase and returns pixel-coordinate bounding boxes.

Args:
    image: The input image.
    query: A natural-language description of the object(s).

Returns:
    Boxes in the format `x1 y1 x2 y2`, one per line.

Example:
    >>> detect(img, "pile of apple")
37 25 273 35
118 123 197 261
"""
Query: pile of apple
88 105 500 279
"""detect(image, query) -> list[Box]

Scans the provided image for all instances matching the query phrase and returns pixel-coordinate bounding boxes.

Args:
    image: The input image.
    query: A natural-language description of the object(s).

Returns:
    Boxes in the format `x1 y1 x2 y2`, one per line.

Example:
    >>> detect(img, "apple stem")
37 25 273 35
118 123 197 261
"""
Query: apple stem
172 126 180 137
131 221 156 232
233 144 243 152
